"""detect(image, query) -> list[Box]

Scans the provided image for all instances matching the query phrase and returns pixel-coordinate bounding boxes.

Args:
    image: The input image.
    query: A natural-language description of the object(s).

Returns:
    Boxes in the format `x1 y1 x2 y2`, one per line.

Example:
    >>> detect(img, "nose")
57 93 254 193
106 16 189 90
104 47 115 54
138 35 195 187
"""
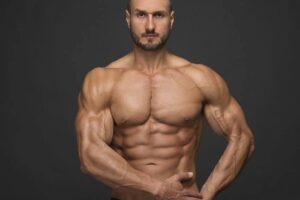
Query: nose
146 14 155 32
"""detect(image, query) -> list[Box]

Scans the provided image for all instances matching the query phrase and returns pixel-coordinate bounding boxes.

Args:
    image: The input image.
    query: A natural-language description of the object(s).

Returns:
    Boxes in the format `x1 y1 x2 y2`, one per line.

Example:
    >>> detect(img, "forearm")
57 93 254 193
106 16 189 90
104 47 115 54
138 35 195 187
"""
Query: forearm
200 133 254 198
81 141 162 195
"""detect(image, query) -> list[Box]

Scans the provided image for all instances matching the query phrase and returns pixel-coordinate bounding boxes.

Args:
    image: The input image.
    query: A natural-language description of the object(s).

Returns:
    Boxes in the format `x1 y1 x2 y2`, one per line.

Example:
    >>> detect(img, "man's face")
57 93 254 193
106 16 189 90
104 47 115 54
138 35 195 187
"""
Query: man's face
126 0 175 51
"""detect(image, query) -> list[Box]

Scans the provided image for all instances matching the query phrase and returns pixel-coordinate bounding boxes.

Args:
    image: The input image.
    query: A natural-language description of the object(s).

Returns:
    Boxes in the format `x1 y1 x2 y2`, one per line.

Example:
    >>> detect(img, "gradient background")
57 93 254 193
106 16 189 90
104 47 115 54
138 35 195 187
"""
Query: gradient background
1 0 297 199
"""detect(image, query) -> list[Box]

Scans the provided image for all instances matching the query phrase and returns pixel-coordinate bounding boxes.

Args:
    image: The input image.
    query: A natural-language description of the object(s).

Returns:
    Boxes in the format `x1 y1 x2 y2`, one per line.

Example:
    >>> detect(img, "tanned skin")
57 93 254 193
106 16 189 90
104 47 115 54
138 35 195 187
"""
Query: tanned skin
75 0 255 199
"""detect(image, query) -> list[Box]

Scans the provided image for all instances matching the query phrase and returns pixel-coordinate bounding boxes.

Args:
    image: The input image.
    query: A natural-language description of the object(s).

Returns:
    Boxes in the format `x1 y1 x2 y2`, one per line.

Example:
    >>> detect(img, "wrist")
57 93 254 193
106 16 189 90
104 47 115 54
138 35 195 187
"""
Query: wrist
200 184 217 199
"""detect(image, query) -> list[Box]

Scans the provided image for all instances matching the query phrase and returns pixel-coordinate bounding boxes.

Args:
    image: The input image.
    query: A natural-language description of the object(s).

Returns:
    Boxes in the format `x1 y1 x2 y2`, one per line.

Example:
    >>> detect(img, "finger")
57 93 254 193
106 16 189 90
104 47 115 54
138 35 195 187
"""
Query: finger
181 190 203 199
177 196 203 200
176 172 194 182
183 197 203 200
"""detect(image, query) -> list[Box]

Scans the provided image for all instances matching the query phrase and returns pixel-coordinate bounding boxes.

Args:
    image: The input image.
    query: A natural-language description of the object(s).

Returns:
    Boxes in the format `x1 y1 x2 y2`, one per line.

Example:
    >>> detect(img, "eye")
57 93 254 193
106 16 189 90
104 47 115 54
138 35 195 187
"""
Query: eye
154 12 165 18
136 12 146 18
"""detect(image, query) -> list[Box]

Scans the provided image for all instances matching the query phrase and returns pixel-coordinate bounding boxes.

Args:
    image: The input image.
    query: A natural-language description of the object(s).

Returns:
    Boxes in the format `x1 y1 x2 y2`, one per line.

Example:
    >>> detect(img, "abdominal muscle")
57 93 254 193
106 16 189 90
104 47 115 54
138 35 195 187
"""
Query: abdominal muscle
111 119 203 200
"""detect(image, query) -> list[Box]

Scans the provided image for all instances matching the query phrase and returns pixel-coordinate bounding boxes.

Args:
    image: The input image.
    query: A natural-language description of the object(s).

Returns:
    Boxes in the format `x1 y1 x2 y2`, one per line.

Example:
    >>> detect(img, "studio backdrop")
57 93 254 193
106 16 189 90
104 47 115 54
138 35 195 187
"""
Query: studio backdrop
1 0 296 200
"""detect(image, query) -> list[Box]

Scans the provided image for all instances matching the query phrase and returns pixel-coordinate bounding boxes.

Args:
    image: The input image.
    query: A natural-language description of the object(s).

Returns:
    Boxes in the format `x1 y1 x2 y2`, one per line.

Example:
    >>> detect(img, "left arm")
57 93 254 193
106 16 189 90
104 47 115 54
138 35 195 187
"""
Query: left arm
197 66 255 199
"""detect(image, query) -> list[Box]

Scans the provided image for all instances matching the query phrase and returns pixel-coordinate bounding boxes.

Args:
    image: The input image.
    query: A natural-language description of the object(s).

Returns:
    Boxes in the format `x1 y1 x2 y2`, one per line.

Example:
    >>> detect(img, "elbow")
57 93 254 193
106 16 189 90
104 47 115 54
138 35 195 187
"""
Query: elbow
248 143 255 158
79 143 106 176
79 148 97 176
79 154 94 175
247 134 255 158
80 163 90 175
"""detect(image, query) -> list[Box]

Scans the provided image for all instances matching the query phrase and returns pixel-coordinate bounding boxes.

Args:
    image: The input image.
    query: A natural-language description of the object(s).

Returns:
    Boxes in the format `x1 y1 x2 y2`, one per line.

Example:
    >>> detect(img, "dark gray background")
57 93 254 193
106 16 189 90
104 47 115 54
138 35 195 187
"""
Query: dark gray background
1 0 297 199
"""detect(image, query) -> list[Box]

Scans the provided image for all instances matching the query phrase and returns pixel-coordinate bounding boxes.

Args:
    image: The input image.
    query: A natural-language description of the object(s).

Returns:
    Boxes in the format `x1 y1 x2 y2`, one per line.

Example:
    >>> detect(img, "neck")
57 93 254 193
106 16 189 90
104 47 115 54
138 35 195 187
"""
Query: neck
131 45 169 74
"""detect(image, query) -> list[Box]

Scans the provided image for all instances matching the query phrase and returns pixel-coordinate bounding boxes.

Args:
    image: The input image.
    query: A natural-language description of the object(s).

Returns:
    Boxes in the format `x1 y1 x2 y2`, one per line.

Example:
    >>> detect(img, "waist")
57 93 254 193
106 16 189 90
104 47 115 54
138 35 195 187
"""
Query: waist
111 181 199 200
132 156 196 177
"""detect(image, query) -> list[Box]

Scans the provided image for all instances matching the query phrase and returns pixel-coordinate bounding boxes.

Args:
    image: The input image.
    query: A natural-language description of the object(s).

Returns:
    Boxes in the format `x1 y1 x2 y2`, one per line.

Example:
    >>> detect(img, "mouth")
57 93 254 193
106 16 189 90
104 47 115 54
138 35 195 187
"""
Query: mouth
143 34 159 38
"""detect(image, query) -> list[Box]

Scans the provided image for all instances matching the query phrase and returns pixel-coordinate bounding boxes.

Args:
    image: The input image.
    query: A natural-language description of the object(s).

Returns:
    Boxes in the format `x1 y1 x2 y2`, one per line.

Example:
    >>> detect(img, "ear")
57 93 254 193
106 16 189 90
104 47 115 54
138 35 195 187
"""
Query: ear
170 10 175 29
125 10 131 28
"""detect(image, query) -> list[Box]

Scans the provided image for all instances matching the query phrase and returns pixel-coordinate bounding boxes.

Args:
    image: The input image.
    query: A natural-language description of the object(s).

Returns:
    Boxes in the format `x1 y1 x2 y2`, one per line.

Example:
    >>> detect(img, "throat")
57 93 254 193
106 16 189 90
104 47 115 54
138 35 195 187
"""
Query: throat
131 49 169 74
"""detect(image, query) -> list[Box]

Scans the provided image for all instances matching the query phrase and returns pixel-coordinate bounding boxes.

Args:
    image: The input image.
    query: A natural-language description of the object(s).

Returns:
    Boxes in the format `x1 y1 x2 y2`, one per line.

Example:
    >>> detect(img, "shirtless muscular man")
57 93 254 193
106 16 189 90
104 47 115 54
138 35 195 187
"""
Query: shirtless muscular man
75 0 255 200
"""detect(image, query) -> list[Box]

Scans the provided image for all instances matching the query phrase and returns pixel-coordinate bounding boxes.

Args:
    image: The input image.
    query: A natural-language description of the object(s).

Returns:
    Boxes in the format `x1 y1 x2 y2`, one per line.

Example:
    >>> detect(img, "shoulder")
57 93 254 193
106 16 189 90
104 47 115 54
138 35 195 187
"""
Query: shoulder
83 67 118 89
167 55 226 91
105 53 133 69
167 53 192 68
82 53 134 90
180 63 223 88
183 63 231 106
79 66 121 110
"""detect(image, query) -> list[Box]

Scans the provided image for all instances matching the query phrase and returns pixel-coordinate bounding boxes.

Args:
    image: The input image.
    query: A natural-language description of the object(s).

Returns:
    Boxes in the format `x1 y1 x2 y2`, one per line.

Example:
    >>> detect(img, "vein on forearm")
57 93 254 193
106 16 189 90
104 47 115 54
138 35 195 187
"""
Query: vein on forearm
201 107 252 194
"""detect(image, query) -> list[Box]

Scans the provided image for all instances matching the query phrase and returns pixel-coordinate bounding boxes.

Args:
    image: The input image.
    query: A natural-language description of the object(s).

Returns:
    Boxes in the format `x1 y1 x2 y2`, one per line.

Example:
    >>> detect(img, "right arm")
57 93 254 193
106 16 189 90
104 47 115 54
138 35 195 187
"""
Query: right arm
75 68 161 195
75 67 202 200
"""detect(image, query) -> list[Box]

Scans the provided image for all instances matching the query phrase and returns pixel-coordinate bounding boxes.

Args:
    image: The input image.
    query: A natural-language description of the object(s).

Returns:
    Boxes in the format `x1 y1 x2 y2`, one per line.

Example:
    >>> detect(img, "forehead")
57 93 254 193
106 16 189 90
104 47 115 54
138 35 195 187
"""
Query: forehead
130 0 170 12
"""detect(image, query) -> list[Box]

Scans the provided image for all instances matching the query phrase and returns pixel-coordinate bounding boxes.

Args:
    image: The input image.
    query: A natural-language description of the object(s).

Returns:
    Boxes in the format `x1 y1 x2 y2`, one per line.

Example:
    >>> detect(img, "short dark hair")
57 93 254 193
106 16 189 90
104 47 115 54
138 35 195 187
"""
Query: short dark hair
126 0 173 13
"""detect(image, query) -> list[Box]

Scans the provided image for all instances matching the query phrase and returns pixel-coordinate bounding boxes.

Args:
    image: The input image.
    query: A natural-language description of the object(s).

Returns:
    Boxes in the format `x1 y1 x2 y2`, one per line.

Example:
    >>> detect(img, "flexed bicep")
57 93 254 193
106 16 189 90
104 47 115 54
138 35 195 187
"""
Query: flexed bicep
204 96 253 143
75 103 114 151
195 65 253 143
75 68 115 172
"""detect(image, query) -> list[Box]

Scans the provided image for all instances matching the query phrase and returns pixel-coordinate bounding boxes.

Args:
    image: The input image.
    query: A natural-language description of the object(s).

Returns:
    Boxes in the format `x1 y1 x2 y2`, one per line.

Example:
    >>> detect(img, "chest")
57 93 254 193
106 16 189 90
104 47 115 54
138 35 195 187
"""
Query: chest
110 69 204 126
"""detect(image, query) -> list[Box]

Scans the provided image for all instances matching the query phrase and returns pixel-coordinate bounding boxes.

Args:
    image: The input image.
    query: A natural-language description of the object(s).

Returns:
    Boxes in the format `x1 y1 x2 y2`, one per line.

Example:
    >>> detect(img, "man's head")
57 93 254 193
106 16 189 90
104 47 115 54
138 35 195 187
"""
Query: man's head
126 0 175 51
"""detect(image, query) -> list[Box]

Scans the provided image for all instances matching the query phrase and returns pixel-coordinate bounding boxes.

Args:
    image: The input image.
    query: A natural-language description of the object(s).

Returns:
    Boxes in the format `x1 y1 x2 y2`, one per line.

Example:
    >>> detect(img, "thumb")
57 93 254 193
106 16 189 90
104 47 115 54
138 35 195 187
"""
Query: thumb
176 172 194 182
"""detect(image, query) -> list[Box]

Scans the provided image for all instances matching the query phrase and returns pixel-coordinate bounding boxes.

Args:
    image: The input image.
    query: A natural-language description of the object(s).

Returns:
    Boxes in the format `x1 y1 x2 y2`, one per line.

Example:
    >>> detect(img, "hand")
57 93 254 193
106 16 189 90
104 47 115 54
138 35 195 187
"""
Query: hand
154 172 203 200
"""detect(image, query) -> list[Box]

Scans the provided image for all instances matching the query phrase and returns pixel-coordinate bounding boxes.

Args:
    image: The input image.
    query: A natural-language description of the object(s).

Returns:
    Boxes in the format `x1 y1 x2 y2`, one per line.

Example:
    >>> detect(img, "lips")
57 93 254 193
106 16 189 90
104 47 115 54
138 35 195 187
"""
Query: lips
142 34 159 37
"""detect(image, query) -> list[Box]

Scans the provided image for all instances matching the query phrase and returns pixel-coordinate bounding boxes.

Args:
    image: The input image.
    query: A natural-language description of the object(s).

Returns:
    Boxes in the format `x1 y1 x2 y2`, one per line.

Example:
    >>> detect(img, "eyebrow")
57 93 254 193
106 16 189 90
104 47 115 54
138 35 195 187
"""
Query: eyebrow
134 9 167 14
